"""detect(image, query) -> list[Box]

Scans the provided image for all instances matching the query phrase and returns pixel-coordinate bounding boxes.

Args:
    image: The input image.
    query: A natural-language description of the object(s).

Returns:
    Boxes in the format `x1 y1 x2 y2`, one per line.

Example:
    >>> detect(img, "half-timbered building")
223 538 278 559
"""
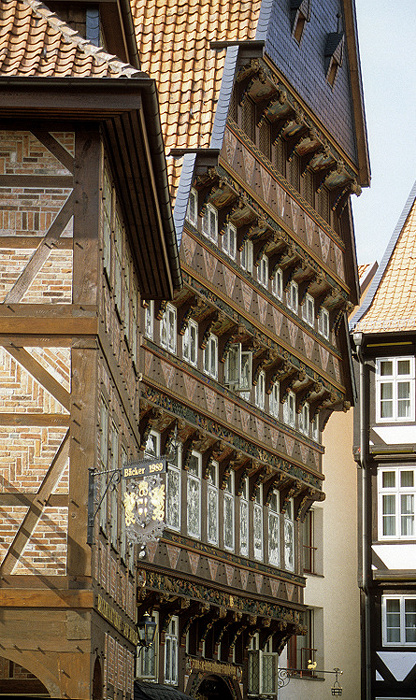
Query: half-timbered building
132 1 370 698
351 182 416 700
0 1 181 698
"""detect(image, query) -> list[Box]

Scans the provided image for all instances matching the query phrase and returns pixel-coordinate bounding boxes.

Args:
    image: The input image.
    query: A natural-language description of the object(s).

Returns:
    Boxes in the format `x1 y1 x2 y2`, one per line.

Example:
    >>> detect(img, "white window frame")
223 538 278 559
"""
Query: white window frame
253 485 264 561
223 471 235 552
144 430 160 458
283 390 296 428
202 203 218 243
160 303 177 354
268 490 280 566
203 334 218 380
382 595 416 647
164 616 179 685
225 343 252 392
239 478 249 557
137 611 159 680
207 460 219 546
272 268 283 300
318 307 330 339
187 451 202 539
378 466 416 540
287 280 298 313
254 370 266 411
299 402 310 437
241 239 253 273
222 222 237 259
257 254 269 288
284 499 295 572
376 357 415 423
302 293 315 326
182 319 198 367
144 300 154 340
186 188 198 227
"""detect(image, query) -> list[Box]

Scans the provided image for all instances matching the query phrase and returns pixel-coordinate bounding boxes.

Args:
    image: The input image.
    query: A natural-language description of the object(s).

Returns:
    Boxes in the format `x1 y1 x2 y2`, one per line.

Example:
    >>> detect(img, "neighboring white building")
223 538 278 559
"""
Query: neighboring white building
351 182 416 700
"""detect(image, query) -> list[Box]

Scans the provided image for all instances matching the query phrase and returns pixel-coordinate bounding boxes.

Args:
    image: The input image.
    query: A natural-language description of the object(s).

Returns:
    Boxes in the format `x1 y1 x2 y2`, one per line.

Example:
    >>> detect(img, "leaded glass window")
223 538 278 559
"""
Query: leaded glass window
207 460 219 546
284 499 295 571
165 617 179 685
253 485 263 561
166 446 181 532
187 452 201 539
240 479 249 557
268 490 280 566
223 471 235 551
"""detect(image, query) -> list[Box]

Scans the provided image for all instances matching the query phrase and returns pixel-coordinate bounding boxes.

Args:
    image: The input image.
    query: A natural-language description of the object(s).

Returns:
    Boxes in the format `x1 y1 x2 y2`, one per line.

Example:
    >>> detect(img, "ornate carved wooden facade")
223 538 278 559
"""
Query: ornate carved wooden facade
0 2 180 698
133 1 370 698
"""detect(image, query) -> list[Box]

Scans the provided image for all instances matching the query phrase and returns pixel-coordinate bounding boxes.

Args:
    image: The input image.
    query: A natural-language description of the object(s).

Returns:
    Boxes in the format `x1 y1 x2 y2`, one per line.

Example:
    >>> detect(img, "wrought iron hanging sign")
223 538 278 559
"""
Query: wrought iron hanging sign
122 458 167 546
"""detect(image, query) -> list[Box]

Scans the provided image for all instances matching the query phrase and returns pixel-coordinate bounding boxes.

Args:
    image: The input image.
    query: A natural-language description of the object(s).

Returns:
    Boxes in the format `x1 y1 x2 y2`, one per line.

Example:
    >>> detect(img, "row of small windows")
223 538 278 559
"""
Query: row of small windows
145 303 319 440
228 95 338 229
146 432 298 571
187 195 330 340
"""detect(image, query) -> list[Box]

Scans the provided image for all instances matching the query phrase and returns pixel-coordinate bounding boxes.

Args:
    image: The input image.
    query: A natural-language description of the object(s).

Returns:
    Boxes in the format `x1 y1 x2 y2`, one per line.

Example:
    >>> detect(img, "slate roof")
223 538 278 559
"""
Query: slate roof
131 0 370 201
131 0 262 197
351 182 416 334
0 0 139 78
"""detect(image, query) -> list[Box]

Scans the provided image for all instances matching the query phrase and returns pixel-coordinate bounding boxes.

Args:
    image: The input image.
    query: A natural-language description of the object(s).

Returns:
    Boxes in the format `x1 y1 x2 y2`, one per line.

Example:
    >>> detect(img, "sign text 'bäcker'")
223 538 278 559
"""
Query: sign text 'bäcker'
122 458 166 479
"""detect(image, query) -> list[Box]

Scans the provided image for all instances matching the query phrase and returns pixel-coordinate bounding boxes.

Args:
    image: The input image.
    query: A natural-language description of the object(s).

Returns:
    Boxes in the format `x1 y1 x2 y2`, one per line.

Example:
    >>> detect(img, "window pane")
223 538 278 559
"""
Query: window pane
166 466 180 530
398 381 411 417
268 511 280 565
240 499 249 556
187 475 200 538
401 470 414 488
207 485 218 545
401 494 414 536
262 655 275 693
253 504 263 560
405 599 416 642
248 652 260 694
380 361 393 376
224 493 234 550
382 471 395 488
398 359 410 375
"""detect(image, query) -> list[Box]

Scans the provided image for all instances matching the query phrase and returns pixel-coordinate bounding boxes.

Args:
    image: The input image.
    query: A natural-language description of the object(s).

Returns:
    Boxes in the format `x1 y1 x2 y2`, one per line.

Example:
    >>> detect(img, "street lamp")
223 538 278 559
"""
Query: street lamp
137 613 157 649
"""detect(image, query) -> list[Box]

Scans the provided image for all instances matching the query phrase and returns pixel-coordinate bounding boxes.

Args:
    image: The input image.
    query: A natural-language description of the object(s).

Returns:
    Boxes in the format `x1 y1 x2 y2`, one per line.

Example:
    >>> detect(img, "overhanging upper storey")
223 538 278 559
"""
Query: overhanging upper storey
0 0 182 299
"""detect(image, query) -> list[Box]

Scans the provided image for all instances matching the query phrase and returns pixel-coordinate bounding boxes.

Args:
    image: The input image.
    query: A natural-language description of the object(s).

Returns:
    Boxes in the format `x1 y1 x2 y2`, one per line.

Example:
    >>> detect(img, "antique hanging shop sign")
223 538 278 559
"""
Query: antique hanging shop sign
122 459 166 545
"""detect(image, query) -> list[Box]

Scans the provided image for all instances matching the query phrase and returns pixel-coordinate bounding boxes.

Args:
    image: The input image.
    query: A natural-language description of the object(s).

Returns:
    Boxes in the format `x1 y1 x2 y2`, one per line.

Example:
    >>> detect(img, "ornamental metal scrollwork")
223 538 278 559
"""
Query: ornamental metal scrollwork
123 474 165 546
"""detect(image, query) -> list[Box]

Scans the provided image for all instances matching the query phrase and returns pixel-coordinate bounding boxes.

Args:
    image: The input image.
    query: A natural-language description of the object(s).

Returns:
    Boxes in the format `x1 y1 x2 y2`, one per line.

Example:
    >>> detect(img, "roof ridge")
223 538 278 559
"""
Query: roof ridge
22 0 140 77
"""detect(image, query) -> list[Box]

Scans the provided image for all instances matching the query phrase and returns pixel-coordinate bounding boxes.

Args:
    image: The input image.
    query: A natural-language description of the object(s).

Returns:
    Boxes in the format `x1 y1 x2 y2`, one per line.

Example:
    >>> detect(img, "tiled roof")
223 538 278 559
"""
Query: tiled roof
131 0 262 197
0 0 139 78
352 183 416 333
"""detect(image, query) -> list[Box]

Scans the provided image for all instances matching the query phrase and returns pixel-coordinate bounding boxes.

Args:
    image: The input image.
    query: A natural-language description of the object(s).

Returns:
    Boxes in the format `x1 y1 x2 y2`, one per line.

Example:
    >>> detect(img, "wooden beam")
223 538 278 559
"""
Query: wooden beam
31 129 75 174
0 431 70 575
4 192 74 304
0 175 73 188
0 237 73 249
0 588 94 608
0 414 70 427
0 317 98 335
5 346 71 410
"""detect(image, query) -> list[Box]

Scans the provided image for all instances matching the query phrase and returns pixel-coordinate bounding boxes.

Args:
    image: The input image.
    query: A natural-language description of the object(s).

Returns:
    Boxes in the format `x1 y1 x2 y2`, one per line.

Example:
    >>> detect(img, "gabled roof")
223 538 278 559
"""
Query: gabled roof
351 181 416 334
0 0 182 297
131 0 370 200
0 0 139 78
